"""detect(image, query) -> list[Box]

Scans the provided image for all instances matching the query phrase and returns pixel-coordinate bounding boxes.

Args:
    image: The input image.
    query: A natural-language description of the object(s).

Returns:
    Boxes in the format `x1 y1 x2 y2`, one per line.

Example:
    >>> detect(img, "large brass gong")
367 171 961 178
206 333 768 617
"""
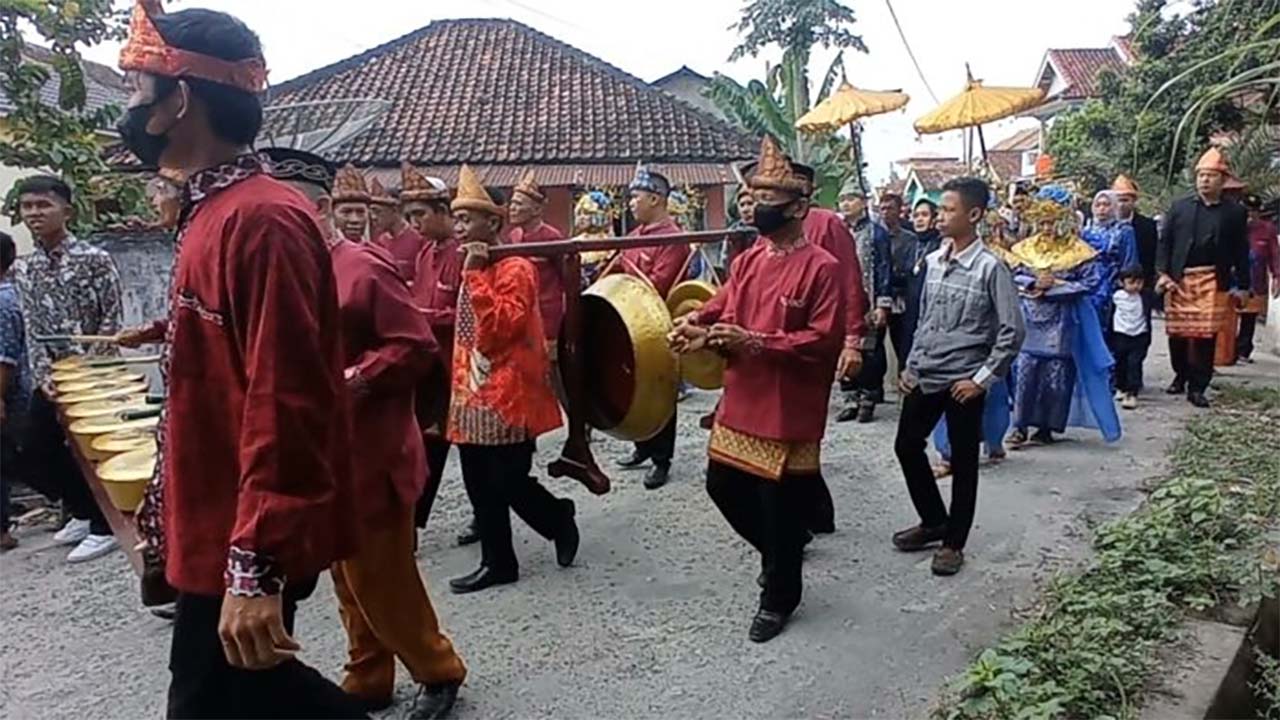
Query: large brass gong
665 280 725 390
570 274 677 441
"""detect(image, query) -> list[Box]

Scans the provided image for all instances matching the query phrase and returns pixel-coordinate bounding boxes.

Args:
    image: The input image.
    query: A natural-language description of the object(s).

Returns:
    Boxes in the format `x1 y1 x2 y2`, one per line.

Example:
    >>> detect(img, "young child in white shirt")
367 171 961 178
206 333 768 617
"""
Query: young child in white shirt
1111 265 1150 409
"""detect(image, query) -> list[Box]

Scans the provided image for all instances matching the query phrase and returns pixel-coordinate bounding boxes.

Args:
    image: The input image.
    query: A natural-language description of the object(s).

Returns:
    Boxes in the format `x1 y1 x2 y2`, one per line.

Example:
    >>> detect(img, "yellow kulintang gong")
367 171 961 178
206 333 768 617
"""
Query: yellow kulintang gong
63 395 151 421
90 427 158 464
95 447 157 512
57 382 150 406
51 366 132 386
68 410 160 461
570 273 677 441
55 373 146 395
665 280 725 390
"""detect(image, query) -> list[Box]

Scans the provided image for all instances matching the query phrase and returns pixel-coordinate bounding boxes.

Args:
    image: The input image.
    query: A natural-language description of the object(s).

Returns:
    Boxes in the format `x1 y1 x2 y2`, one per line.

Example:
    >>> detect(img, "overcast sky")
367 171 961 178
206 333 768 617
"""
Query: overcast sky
80 0 1137 183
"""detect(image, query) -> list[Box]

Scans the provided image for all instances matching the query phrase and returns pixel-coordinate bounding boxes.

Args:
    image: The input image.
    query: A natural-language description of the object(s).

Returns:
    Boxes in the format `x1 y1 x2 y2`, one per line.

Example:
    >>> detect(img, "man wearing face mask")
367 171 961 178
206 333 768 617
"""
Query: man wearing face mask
114 3 365 716
611 164 689 490
670 136 845 643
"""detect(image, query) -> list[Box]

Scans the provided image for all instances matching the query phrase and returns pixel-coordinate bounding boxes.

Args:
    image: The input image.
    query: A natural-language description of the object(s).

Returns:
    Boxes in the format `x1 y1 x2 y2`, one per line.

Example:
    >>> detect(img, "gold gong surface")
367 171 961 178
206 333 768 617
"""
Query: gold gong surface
577 274 677 441
52 366 131 385
56 372 146 395
91 428 157 461
58 382 149 406
96 448 157 512
51 356 87 372
64 395 150 420
665 280 725 390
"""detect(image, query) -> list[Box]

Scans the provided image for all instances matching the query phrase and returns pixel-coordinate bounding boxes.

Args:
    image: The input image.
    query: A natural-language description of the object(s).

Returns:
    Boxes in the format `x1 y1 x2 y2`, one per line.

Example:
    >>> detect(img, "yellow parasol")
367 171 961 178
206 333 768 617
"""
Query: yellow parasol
797 82 910 195
913 64 1045 164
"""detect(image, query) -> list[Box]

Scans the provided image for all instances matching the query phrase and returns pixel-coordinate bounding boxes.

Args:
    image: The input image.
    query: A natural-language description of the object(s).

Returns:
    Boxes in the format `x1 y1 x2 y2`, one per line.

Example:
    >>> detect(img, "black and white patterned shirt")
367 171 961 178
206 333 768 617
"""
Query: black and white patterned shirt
13 235 123 388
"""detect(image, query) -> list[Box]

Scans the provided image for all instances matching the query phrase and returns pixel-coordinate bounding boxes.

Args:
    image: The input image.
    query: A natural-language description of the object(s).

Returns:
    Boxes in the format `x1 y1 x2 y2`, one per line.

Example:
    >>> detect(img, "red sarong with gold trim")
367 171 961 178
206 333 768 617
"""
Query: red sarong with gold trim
1166 266 1227 340
708 424 820 482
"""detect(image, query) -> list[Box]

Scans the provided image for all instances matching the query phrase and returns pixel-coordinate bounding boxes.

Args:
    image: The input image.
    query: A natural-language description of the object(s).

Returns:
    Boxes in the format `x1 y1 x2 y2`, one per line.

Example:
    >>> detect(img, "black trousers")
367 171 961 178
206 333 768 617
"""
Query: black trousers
24 390 108 535
1237 313 1259 359
705 461 806 615
414 437 455 529
1111 332 1150 394
167 577 367 719
458 442 569 574
1169 336 1216 393
633 413 677 468
894 387 985 550
888 312 912 378
1 430 15 530
843 326 888 400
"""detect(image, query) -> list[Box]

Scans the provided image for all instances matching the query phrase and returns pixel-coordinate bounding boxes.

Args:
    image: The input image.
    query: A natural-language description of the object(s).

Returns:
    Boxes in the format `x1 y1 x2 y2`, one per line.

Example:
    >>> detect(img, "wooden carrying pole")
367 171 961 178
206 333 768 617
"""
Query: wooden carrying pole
488 228 756 495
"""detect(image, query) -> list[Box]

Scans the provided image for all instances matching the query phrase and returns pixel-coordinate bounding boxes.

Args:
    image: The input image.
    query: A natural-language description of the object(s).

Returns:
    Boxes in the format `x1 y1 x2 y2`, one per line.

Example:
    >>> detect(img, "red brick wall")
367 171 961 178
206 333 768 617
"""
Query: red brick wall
544 187 573 235
703 185 727 229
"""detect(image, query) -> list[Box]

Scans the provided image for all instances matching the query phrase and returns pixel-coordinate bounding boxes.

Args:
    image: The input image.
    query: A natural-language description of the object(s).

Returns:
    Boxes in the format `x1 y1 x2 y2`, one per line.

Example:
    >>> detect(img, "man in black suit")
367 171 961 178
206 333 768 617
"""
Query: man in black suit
1113 175 1160 292
1155 148 1251 408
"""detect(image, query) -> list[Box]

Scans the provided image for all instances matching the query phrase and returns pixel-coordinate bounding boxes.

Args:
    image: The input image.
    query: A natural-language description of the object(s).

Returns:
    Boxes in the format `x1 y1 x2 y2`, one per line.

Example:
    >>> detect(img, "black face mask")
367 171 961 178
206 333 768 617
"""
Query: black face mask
751 201 794 234
116 102 169 167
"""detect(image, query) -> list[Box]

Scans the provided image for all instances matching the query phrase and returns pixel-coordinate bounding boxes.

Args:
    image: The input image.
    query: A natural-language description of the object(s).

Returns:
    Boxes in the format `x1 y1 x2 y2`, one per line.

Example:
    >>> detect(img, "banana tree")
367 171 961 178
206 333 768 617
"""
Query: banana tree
705 50 852 206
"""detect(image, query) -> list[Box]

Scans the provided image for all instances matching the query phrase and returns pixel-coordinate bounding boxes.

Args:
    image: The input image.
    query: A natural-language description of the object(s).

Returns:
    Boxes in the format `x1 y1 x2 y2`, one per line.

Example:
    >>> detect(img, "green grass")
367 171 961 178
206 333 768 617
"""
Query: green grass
935 386 1280 720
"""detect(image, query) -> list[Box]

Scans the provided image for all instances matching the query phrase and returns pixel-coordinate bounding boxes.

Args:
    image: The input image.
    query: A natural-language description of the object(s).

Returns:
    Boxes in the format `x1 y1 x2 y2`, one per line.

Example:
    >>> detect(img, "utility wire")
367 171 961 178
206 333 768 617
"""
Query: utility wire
883 0 940 104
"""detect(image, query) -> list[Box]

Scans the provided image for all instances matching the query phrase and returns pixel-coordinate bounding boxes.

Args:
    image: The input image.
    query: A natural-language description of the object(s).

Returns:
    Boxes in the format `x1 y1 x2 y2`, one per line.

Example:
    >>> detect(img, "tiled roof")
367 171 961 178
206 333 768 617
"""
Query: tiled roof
991 126 1039 152
1041 48 1128 100
908 161 970 192
267 19 756 169
0 45 128 117
986 151 1024 182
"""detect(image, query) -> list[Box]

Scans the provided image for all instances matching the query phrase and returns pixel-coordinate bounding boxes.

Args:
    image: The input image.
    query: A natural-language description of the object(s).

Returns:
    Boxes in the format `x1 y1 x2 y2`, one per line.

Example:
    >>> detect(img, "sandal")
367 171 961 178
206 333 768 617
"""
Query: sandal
931 462 953 478
1006 429 1028 450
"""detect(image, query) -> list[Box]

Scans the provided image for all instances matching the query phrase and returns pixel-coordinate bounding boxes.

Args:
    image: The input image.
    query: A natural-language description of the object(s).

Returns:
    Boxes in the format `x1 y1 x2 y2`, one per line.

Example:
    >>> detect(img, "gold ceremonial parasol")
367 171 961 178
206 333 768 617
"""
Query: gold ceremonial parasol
913 64 1044 165
797 81 910 195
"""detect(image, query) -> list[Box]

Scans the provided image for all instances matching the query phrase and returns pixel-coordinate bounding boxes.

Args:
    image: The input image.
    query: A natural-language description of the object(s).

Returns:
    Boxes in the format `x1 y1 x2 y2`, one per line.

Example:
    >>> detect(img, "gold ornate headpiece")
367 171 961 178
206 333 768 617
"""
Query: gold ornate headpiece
450 165 502 216
118 0 267 93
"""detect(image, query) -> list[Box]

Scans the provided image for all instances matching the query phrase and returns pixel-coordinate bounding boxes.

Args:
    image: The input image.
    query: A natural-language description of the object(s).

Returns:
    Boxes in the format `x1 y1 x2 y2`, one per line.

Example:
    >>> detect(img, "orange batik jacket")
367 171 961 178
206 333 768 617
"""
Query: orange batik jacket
446 256 562 446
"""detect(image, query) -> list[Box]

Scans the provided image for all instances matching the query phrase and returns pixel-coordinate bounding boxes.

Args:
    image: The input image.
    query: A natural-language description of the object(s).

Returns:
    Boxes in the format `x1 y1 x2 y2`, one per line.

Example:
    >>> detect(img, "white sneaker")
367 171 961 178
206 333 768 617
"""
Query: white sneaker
1113 390 1125 401
67 534 118 563
52 518 92 545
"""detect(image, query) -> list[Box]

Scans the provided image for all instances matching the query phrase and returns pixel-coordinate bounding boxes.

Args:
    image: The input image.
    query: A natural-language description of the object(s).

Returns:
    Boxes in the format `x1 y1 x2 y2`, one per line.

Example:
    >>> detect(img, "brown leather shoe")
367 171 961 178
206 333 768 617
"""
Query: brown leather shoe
891 524 946 551
931 547 964 576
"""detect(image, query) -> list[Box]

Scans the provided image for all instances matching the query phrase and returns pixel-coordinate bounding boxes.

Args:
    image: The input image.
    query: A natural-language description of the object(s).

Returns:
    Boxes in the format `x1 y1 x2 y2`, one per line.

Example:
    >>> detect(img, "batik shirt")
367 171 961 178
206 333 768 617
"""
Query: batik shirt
13 235 122 387
0 277 32 433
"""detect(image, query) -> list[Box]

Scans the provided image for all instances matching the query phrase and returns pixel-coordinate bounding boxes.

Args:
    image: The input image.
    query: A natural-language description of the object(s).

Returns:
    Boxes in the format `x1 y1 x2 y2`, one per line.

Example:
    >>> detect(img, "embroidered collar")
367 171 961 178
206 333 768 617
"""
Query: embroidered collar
764 237 809 256
185 153 270 206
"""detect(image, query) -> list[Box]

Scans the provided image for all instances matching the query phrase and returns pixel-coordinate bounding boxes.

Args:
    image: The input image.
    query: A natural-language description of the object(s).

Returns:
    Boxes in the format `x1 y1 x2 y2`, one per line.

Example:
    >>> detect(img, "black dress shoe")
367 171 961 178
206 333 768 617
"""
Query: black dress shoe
643 463 670 490
409 681 461 720
449 566 517 594
455 519 480 547
1166 379 1186 395
891 524 946 551
748 609 790 643
1187 391 1210 408
618 450 650 469
555 500 579 568
856 402 875 423
835 404 859 423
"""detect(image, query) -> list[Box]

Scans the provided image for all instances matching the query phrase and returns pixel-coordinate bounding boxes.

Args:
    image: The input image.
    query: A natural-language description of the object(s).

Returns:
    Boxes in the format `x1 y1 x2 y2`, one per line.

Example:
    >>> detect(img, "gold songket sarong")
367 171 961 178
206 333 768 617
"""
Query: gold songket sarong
708 424 819 482
1166 266 1227 339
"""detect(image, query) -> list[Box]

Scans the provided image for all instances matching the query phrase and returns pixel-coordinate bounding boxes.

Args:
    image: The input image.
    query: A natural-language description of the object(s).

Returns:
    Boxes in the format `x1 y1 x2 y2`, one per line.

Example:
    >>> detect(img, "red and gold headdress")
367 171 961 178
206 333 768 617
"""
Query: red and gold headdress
368 177 398 207
451 165 501 216
1195 147 1230 174
512 170 546 204
748 135 813 196
118 0 267 93
400 163 450 203
332 164 371 205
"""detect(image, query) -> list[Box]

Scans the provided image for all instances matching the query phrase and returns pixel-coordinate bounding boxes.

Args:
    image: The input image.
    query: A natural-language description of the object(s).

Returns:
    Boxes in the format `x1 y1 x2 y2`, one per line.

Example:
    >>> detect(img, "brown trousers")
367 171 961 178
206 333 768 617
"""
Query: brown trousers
332 506 467 701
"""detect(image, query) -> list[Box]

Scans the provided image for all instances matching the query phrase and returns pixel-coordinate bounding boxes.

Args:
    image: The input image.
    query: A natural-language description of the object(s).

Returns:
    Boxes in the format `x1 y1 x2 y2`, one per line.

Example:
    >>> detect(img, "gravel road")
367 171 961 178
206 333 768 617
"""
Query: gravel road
3 336 1276 719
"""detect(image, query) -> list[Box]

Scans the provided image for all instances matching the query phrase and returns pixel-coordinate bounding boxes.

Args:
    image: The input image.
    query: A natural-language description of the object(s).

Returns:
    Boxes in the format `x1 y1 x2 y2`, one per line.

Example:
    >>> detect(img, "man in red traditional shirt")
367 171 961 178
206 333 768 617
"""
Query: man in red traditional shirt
404 164 479 547
671 136 846 643
332 163 372 243
114 3 366 716
263 148 468 719
370 176 424 283
508 171 566 350
446 165 580 595
613 164 689 490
